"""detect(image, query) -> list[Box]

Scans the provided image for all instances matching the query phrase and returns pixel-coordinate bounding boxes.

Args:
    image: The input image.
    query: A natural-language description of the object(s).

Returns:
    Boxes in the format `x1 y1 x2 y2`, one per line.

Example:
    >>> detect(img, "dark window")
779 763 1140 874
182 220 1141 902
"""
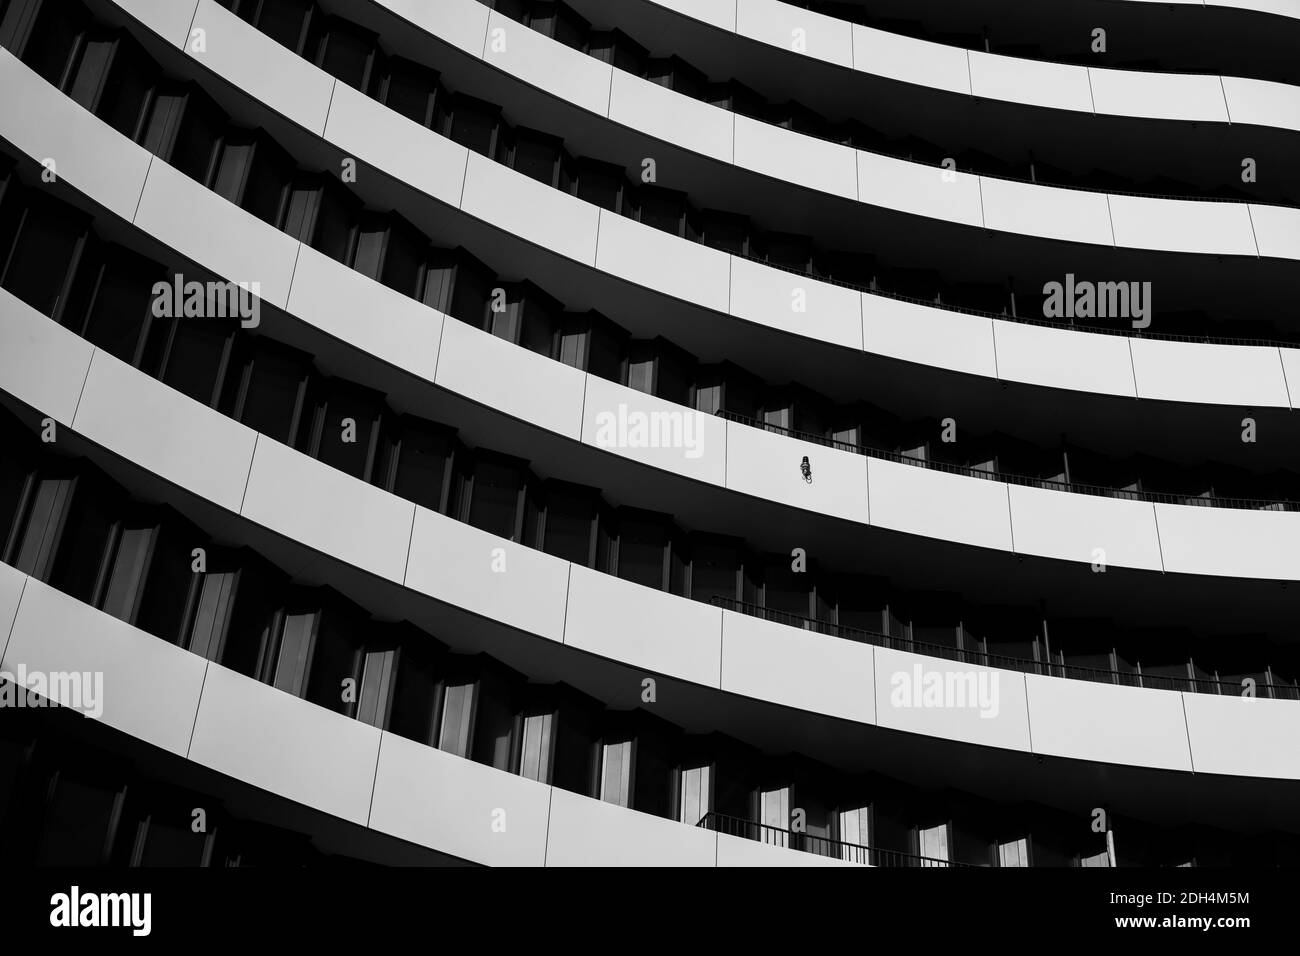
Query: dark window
350 216 423 296
163 87 226 183
227 342 311 446
763 558 810 617
638 186 689 237
586 30 647 74
37 775 124 866
66 36 115 111
7 476 75 581
9 0 86 87
208 134 291 223
616 514 668 590
1 198 87 319
467 457 524 540
389 642 441 746
699 210 750 256
252 0 314 55
573 160 625 213
585 315 625 381
655 343 692 406
263 609 318 698
440 251 492 326
690 540 739 603
242 139 292 225
351 220 387 281
541 485 595 564
48 481 116 605
313 17 377 93
281 179 321 243
380 221 423 297
510 128 563 187
517 289 558 358
210 138 255 204
380 57 439 128
309 382 384 481
76 250 158 364
183 569 240 661
154 319 232 407
67 32 154 137
98 522 158 624
472 674 515 771
304 609 360 714
130 813 210 867
447 95 501 158
383 417 454 513
528 2 587 49
309 179 357 263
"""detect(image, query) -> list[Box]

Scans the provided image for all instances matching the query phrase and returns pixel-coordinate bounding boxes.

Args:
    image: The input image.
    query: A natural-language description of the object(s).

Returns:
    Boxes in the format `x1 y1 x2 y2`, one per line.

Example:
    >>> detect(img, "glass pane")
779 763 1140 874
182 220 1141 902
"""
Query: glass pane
391 425 450 513
13 478 74 579
626 358 654 395
438 682 476 757
273 612 317 697
998 837 1030 868
352 226 386 280
239 353 304 444
918 823 951 866
82 263 153 362
68 39 114 111
211 141 253 203
188 571 237 661
558 328 586 369
100 526 155 623
617 519 666 590
4 206 82 316
160 321 227 406
468 461 521 539
761 788 789 846
678 765 711 825
518 712 553 782
600 740 633 807
357 647 397 728
542 496 593 565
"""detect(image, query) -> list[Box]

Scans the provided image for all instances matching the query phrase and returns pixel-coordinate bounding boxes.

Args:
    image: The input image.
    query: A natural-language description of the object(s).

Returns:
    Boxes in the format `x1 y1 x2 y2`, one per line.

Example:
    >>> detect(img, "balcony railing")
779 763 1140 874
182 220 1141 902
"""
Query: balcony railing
710 596 1299 700
714 410 1300 514
695 811 970 867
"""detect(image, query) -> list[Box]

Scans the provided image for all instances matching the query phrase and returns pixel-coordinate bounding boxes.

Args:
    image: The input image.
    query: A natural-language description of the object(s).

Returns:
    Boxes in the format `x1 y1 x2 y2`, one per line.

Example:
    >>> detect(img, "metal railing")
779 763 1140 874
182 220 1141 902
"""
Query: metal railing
714 409 1300 513
736 250 1300 348
696 811 972 867
710 596 1300 700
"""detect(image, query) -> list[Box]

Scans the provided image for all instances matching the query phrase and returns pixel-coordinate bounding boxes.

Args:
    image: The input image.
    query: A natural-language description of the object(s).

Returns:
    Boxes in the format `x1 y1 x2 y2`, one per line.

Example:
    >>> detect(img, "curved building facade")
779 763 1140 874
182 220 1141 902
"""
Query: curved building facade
0 0 1298 870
